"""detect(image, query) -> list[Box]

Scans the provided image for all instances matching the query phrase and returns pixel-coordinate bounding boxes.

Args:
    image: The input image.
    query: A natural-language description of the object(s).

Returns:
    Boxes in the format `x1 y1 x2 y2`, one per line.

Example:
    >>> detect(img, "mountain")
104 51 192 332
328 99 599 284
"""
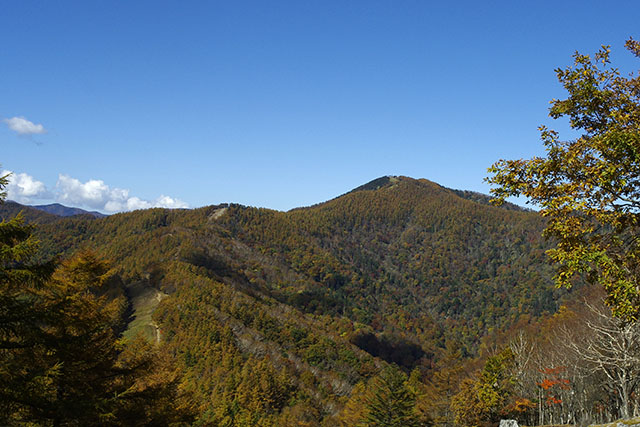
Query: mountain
31 203 106 218
0 176 565 425
0 200 64 224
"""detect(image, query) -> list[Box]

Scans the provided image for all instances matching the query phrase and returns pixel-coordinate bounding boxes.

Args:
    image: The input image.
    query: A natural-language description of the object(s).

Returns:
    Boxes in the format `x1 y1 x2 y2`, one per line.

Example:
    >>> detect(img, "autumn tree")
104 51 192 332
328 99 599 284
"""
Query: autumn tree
42 251 193 425
487 38 640 320
337 381 368 427
503 291 640 425
450 348 516 426
422 346 466 426
0 172 191 425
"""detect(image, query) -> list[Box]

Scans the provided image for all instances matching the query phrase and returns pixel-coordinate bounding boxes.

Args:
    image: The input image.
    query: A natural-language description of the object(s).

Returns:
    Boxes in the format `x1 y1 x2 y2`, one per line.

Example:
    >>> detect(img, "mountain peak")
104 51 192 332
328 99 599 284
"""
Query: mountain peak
348 176 400 193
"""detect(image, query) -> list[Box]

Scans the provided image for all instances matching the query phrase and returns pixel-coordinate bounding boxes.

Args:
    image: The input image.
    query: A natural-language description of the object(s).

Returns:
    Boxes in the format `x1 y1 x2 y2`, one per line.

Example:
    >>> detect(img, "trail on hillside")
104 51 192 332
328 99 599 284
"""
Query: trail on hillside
124 282 168 343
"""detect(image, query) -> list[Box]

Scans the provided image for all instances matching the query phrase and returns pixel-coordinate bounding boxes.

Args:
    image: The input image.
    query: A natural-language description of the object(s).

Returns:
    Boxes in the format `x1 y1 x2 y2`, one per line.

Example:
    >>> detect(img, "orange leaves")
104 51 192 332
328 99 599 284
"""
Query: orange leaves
538 378 555 390
546 395 563 405
537 366 570 407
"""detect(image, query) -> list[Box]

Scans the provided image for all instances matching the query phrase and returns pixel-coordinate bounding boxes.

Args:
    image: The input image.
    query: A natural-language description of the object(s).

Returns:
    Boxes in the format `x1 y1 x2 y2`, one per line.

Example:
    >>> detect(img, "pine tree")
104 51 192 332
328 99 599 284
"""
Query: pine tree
450 348 516 427
364 365 421 427
338 381 368 426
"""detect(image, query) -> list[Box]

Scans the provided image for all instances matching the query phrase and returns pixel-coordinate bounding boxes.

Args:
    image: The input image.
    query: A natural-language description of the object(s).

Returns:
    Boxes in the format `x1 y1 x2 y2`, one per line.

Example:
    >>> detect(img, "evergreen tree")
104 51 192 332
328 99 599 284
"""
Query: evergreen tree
0 171 192 425
450 348 516 427
364 365 421 427
0 170 57 423
338 381 368 426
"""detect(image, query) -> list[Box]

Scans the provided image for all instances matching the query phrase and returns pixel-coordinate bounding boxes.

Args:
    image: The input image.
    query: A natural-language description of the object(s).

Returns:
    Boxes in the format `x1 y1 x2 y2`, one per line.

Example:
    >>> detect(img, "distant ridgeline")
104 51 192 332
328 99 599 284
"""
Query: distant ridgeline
0 201 106 221
1 176 567 425
31 202 107 218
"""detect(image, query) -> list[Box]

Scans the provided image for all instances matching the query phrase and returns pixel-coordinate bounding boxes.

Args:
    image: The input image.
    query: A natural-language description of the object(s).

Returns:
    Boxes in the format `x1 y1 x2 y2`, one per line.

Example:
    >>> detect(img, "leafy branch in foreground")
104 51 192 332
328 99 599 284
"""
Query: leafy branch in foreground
487 38 640 320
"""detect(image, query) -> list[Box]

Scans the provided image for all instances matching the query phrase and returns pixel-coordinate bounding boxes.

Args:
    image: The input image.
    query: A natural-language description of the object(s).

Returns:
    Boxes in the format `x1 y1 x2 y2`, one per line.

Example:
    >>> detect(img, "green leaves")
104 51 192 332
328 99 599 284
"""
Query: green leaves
364 365 421 427
487 38 640 321
450 348 516 426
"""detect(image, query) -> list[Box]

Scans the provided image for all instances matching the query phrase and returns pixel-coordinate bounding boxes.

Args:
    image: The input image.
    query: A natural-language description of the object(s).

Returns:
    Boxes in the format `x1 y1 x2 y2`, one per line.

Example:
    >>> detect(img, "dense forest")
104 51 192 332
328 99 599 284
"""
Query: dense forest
4 174 640 425
1 175 583 425
3 38 640 426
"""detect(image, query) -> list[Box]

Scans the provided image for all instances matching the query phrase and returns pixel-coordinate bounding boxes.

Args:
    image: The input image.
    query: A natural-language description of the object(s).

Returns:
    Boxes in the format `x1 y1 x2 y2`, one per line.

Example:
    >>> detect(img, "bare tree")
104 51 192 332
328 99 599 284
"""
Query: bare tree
559 297 640 419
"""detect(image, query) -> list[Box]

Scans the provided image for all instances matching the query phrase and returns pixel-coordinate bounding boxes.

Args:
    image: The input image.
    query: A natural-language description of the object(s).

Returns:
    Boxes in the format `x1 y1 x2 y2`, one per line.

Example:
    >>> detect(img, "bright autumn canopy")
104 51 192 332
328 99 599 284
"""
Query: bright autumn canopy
488 38 640 321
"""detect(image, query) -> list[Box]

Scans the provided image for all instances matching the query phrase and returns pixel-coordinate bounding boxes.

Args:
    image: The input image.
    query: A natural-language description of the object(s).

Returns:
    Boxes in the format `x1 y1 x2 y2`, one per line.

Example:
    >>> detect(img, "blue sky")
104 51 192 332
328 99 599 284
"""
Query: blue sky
2 1 639 212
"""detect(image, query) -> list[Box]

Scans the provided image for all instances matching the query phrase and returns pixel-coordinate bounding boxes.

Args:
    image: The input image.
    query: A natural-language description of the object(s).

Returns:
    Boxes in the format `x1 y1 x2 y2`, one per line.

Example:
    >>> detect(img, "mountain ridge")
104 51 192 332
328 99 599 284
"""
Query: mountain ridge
5 176 528 217
31 202 107 218
0 175 562 424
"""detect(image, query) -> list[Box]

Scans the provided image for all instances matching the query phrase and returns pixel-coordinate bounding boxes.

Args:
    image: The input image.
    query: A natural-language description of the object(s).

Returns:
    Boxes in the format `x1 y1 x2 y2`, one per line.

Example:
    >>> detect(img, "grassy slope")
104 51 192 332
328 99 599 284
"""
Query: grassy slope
123 281 167 342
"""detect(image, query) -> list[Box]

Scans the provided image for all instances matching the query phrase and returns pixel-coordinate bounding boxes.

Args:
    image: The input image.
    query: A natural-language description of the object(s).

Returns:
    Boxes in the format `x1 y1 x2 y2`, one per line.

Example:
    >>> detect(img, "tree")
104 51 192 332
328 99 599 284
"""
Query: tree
504 292 640 424
0 171 192 425
337 381 368 427
450 348 516 426
0 170 57 423
487 38 640 320
364 365 421 427
450 378 484 427
422 346 465 426
557 295 640 419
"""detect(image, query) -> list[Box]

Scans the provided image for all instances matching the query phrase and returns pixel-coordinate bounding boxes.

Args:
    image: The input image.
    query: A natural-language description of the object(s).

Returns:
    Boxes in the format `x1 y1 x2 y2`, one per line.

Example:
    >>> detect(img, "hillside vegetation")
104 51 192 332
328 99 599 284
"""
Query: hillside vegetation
3 176 569 425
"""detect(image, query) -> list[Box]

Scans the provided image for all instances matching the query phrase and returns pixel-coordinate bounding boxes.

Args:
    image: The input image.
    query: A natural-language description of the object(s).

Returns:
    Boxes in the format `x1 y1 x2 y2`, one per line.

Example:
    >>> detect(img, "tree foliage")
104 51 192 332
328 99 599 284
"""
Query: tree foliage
503 286 640 425
364 365 421 427
337 365 425 426
0 169 58 423
450 348 516 427
0 173 572 424
0 172 191 425
488 38 640 320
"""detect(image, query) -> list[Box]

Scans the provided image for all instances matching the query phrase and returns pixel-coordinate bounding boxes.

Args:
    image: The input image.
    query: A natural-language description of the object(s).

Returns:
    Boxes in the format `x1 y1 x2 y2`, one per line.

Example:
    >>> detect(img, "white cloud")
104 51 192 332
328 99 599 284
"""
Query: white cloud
56 175 113 209
3 116 47 135
154 195 189 209
2 170 51 203
106 196 149 212
56 174 188 213
2 170 188 213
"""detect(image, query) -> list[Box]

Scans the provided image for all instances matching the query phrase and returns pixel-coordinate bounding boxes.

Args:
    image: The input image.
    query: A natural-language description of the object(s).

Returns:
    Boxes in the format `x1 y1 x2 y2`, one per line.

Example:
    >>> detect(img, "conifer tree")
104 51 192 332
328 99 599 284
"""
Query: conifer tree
338 381 368 426
0 171 192 425
450 348 516 427
0 170 57 423
364 365 420 427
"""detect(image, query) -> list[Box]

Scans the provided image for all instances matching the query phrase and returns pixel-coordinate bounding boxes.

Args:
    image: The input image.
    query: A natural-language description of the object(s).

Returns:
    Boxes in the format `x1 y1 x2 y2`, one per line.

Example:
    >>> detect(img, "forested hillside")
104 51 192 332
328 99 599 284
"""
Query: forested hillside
4 24 638 425
15 176 562 350
2 176 571 425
